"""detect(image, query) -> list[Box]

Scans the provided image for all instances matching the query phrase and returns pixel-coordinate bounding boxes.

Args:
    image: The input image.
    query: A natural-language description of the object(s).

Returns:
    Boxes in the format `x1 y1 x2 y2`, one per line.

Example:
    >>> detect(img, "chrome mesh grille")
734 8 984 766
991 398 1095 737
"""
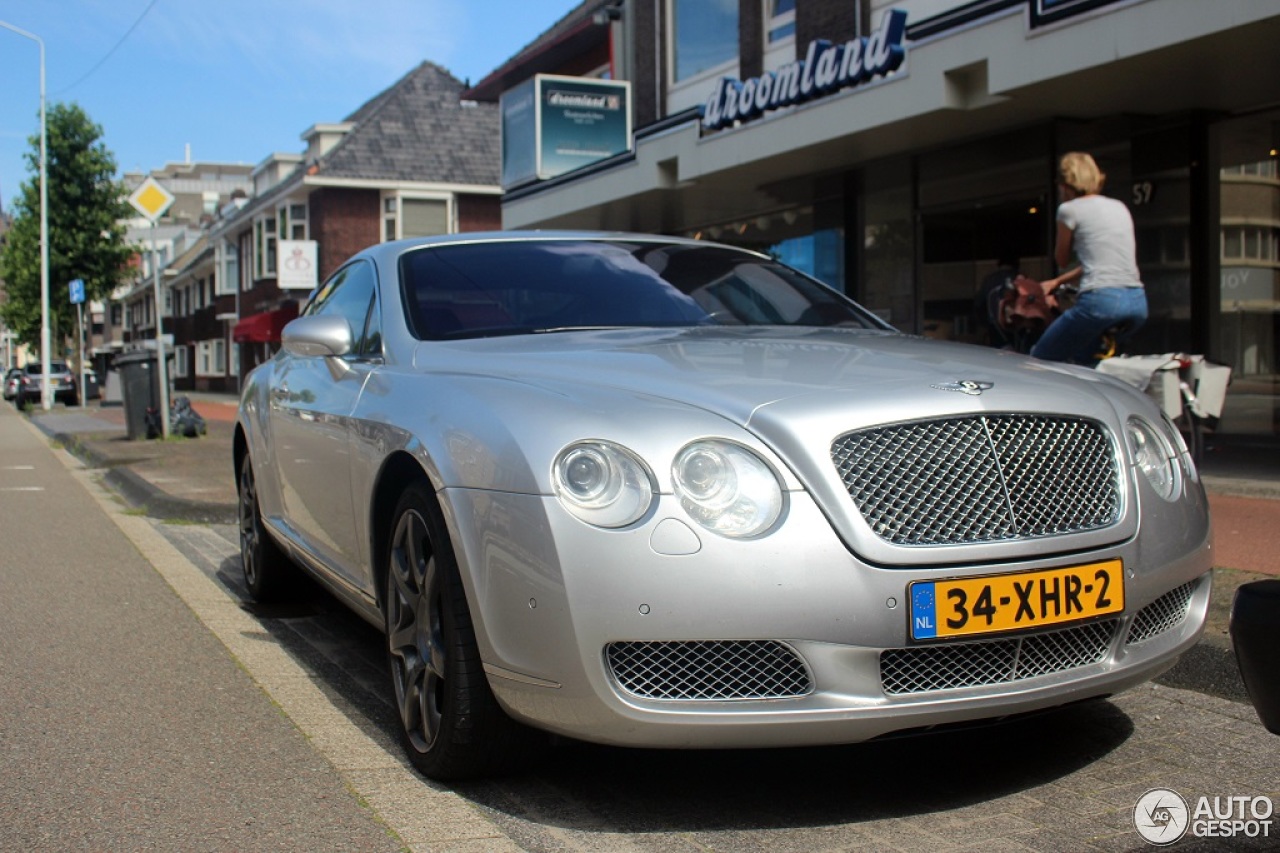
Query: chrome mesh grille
606 640 812 700
880 620 1119 695
831 415 1120 545
1125 581 1196 645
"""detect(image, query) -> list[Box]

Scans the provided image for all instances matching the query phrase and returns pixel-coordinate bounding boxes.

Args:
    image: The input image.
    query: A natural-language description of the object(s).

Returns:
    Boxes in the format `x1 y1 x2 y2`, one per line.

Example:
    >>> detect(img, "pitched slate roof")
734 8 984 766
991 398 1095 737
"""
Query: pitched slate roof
317 61 500 186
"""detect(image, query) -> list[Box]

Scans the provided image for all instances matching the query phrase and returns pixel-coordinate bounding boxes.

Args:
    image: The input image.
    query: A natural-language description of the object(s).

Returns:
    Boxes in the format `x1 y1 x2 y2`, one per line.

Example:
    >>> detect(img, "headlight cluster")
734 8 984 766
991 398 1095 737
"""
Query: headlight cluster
553 442 653 528
1126 417 1178 501
553 438 784 538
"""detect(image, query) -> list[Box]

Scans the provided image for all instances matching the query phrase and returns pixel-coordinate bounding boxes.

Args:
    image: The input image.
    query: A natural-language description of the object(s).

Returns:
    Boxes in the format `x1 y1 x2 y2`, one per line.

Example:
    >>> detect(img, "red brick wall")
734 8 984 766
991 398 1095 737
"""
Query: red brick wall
310 188 380 279
457 194 503 232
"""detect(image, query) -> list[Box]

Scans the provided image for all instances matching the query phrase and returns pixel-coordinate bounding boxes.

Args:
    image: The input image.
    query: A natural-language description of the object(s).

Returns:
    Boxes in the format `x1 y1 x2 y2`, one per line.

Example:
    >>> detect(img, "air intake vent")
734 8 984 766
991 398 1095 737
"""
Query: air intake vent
1125 581 1196 645
880 619 1118 695
606 640 812 700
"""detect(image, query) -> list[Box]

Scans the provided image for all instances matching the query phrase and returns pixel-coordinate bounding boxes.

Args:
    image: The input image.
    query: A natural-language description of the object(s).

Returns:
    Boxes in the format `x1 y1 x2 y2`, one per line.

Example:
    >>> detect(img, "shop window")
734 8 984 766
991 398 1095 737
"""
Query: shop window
672 0 738 82
1222 226 1280 262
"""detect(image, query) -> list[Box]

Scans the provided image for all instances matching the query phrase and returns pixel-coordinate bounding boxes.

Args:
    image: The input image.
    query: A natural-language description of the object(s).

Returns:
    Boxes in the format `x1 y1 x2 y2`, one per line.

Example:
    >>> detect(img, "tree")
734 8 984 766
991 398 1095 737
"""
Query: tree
0 102 134 354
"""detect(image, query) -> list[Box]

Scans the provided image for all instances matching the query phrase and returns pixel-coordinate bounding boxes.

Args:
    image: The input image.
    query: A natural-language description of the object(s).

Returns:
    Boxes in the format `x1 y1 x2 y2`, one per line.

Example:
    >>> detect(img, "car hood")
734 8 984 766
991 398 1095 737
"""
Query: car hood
417 326 1130 431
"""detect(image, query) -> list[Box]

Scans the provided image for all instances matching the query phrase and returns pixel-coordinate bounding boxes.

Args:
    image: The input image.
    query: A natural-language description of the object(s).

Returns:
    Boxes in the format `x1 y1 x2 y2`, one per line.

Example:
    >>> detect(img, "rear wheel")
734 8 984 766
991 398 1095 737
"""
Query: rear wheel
238 454 295 601
383 481 543 780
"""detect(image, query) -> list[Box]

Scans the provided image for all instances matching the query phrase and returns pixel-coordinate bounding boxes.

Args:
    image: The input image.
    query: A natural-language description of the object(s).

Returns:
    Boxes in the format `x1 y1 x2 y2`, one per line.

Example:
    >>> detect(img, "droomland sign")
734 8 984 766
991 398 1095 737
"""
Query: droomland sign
701 9 907 131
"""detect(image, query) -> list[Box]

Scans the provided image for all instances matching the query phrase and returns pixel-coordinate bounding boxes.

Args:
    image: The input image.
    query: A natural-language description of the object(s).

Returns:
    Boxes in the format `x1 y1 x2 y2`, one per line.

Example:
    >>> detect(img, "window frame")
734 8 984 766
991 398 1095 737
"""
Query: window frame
254 214 278 278
380 191 454 242
765 0 795 45
195 339 227 377
667 0 740 86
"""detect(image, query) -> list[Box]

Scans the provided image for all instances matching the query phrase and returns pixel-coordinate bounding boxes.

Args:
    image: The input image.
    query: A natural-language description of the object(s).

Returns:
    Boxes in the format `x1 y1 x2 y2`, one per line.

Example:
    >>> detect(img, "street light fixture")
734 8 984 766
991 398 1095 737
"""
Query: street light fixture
0 19 52 410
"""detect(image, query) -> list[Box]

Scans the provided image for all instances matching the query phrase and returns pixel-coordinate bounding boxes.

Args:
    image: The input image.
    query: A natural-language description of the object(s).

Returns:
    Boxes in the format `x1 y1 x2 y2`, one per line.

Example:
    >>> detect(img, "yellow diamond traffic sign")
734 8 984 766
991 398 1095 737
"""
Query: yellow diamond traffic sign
128 176 175 221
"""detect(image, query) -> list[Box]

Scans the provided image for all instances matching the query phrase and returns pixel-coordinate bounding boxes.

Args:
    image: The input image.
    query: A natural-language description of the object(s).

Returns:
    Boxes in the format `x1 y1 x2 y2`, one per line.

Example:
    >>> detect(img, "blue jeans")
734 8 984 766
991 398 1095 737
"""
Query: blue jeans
1031 286 1147 366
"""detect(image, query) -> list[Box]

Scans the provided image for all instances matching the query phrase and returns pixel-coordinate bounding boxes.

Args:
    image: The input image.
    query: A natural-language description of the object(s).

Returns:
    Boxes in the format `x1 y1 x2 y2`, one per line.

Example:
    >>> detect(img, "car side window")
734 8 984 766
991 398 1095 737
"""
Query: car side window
306 260 382 359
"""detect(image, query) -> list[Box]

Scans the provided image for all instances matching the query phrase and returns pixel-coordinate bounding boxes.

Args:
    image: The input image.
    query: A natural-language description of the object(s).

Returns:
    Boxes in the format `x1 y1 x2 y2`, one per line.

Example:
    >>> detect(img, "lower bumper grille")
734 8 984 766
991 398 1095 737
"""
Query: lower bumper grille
606 640 813 700
881 620 1119 695
1125 580 1196 645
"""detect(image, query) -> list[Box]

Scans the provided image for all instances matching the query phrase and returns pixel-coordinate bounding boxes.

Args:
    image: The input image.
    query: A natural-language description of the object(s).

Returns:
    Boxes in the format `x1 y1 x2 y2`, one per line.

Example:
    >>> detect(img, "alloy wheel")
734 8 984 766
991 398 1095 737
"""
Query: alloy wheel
238 460 262 589
386 508 447 754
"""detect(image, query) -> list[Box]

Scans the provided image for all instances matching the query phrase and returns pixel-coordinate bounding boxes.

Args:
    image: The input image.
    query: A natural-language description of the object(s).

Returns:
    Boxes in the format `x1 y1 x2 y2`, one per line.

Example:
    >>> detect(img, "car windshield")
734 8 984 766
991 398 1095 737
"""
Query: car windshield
399 239 887 341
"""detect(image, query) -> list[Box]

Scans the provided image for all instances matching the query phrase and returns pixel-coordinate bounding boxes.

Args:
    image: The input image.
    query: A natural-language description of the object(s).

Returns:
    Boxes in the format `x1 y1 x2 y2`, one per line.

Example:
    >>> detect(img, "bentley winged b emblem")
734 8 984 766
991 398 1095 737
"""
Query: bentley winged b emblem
931 379 994 396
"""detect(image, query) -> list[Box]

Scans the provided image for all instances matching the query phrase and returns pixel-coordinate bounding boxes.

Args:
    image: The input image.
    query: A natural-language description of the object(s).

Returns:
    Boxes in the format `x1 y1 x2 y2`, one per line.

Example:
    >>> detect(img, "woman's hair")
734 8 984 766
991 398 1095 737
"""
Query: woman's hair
1059 152 1106 195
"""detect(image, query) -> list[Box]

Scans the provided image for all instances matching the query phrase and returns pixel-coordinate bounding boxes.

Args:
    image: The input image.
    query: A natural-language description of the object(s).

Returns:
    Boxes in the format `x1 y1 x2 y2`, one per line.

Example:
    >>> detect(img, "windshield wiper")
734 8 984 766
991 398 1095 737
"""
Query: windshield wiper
532 325 631 334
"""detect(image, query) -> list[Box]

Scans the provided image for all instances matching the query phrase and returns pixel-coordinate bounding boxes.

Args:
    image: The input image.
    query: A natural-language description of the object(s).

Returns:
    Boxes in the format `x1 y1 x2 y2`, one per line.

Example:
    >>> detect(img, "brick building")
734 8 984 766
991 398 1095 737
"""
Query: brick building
480 0 1280 440
184 60 502 392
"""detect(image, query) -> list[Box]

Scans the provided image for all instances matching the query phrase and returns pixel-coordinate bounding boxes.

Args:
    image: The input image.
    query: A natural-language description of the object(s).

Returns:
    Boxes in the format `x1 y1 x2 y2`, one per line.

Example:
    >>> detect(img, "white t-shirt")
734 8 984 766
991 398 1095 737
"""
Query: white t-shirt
1057 194 1143 292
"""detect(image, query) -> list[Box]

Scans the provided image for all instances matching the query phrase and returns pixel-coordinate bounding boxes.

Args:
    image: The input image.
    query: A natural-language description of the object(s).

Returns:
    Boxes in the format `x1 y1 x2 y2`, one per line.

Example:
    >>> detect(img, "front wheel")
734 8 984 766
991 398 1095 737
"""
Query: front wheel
383 482 543 780
238 453 296 601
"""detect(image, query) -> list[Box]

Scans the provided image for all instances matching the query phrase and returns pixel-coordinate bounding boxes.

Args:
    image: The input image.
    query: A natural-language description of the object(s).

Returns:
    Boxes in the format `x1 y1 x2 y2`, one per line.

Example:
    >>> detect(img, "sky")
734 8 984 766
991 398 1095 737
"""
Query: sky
0 0 580 213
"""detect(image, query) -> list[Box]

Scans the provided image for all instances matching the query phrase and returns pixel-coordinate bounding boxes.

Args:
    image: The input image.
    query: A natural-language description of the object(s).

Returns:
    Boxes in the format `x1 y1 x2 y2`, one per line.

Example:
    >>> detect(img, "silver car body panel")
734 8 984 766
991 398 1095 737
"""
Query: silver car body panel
238 232 1212 748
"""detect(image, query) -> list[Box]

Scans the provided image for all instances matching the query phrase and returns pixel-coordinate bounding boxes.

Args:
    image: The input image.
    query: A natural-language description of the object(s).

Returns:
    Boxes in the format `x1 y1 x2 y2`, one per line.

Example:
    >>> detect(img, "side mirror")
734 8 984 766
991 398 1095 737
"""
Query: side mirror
281 315 353 358
1230 580 1280 735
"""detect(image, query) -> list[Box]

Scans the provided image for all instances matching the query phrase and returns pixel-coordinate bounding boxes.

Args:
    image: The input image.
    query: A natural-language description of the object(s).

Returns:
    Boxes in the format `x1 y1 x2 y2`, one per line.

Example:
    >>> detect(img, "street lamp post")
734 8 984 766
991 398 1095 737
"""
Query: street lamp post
0 20 51 410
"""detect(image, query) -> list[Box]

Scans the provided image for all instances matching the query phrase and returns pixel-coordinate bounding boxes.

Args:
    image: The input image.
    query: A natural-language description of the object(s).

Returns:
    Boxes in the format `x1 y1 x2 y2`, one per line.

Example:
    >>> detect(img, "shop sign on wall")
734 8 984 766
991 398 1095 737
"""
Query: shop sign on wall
278 240 318 291
501 74 632 188
702 9 907 131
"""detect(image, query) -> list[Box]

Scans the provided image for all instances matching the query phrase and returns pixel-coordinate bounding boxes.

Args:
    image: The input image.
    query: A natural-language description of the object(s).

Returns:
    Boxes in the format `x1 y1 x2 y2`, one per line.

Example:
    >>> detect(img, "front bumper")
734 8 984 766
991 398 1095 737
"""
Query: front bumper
447 487 1212 749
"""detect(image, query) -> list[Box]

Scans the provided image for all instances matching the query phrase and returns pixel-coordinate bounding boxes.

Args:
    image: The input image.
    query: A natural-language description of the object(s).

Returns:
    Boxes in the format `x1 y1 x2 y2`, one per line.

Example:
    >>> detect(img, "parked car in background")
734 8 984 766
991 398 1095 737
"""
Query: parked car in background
3 367 22 403
235 232 1213 780
10 360 78 408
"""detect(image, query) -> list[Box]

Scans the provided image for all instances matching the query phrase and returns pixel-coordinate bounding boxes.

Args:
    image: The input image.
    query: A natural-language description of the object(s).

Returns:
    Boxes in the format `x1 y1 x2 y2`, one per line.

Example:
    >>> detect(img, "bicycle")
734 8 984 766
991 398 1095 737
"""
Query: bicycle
1039 285 1226 466
1095 352 1229 466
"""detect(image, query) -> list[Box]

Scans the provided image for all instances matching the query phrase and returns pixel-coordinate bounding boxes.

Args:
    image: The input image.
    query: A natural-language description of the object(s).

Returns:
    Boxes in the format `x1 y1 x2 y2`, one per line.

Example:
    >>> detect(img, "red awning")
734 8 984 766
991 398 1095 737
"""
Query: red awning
232 304 298 343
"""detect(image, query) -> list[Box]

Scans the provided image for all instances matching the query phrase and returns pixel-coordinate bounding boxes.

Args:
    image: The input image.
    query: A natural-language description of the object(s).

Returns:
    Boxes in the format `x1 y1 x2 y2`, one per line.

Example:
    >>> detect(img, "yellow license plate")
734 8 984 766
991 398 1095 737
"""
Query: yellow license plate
910 560 1124 641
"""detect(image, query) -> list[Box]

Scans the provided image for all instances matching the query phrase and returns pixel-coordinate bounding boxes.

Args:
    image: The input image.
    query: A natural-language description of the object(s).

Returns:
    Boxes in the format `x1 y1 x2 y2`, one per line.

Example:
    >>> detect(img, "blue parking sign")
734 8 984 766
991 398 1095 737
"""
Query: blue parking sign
69 278 85 305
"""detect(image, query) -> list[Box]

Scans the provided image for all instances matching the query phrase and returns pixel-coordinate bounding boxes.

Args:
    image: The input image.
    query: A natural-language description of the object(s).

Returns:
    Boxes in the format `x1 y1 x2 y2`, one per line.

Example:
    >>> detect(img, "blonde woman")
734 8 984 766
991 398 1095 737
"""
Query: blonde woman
1031 152 1147 365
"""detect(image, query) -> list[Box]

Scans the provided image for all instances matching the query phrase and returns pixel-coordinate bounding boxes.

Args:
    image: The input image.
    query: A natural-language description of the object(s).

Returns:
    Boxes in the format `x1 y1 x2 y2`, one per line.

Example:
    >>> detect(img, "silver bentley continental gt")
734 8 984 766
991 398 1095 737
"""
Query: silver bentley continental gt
234 232 1212 780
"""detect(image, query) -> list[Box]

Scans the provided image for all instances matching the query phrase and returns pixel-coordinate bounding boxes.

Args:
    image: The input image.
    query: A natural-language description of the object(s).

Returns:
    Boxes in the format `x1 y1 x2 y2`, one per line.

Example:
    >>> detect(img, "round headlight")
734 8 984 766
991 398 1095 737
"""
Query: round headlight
1127 417 1177 501
554 441 654 528
673 440 783 538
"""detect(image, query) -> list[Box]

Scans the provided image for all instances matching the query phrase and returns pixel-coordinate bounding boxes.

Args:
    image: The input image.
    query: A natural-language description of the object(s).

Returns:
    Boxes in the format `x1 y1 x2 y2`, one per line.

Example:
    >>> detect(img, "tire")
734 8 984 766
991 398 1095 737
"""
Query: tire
383 481 544 780
238 453 296 601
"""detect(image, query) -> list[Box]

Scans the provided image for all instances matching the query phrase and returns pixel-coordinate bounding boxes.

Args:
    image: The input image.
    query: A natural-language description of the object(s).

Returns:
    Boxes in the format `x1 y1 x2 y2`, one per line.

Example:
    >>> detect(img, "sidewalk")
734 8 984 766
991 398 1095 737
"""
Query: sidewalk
32 394 240 524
